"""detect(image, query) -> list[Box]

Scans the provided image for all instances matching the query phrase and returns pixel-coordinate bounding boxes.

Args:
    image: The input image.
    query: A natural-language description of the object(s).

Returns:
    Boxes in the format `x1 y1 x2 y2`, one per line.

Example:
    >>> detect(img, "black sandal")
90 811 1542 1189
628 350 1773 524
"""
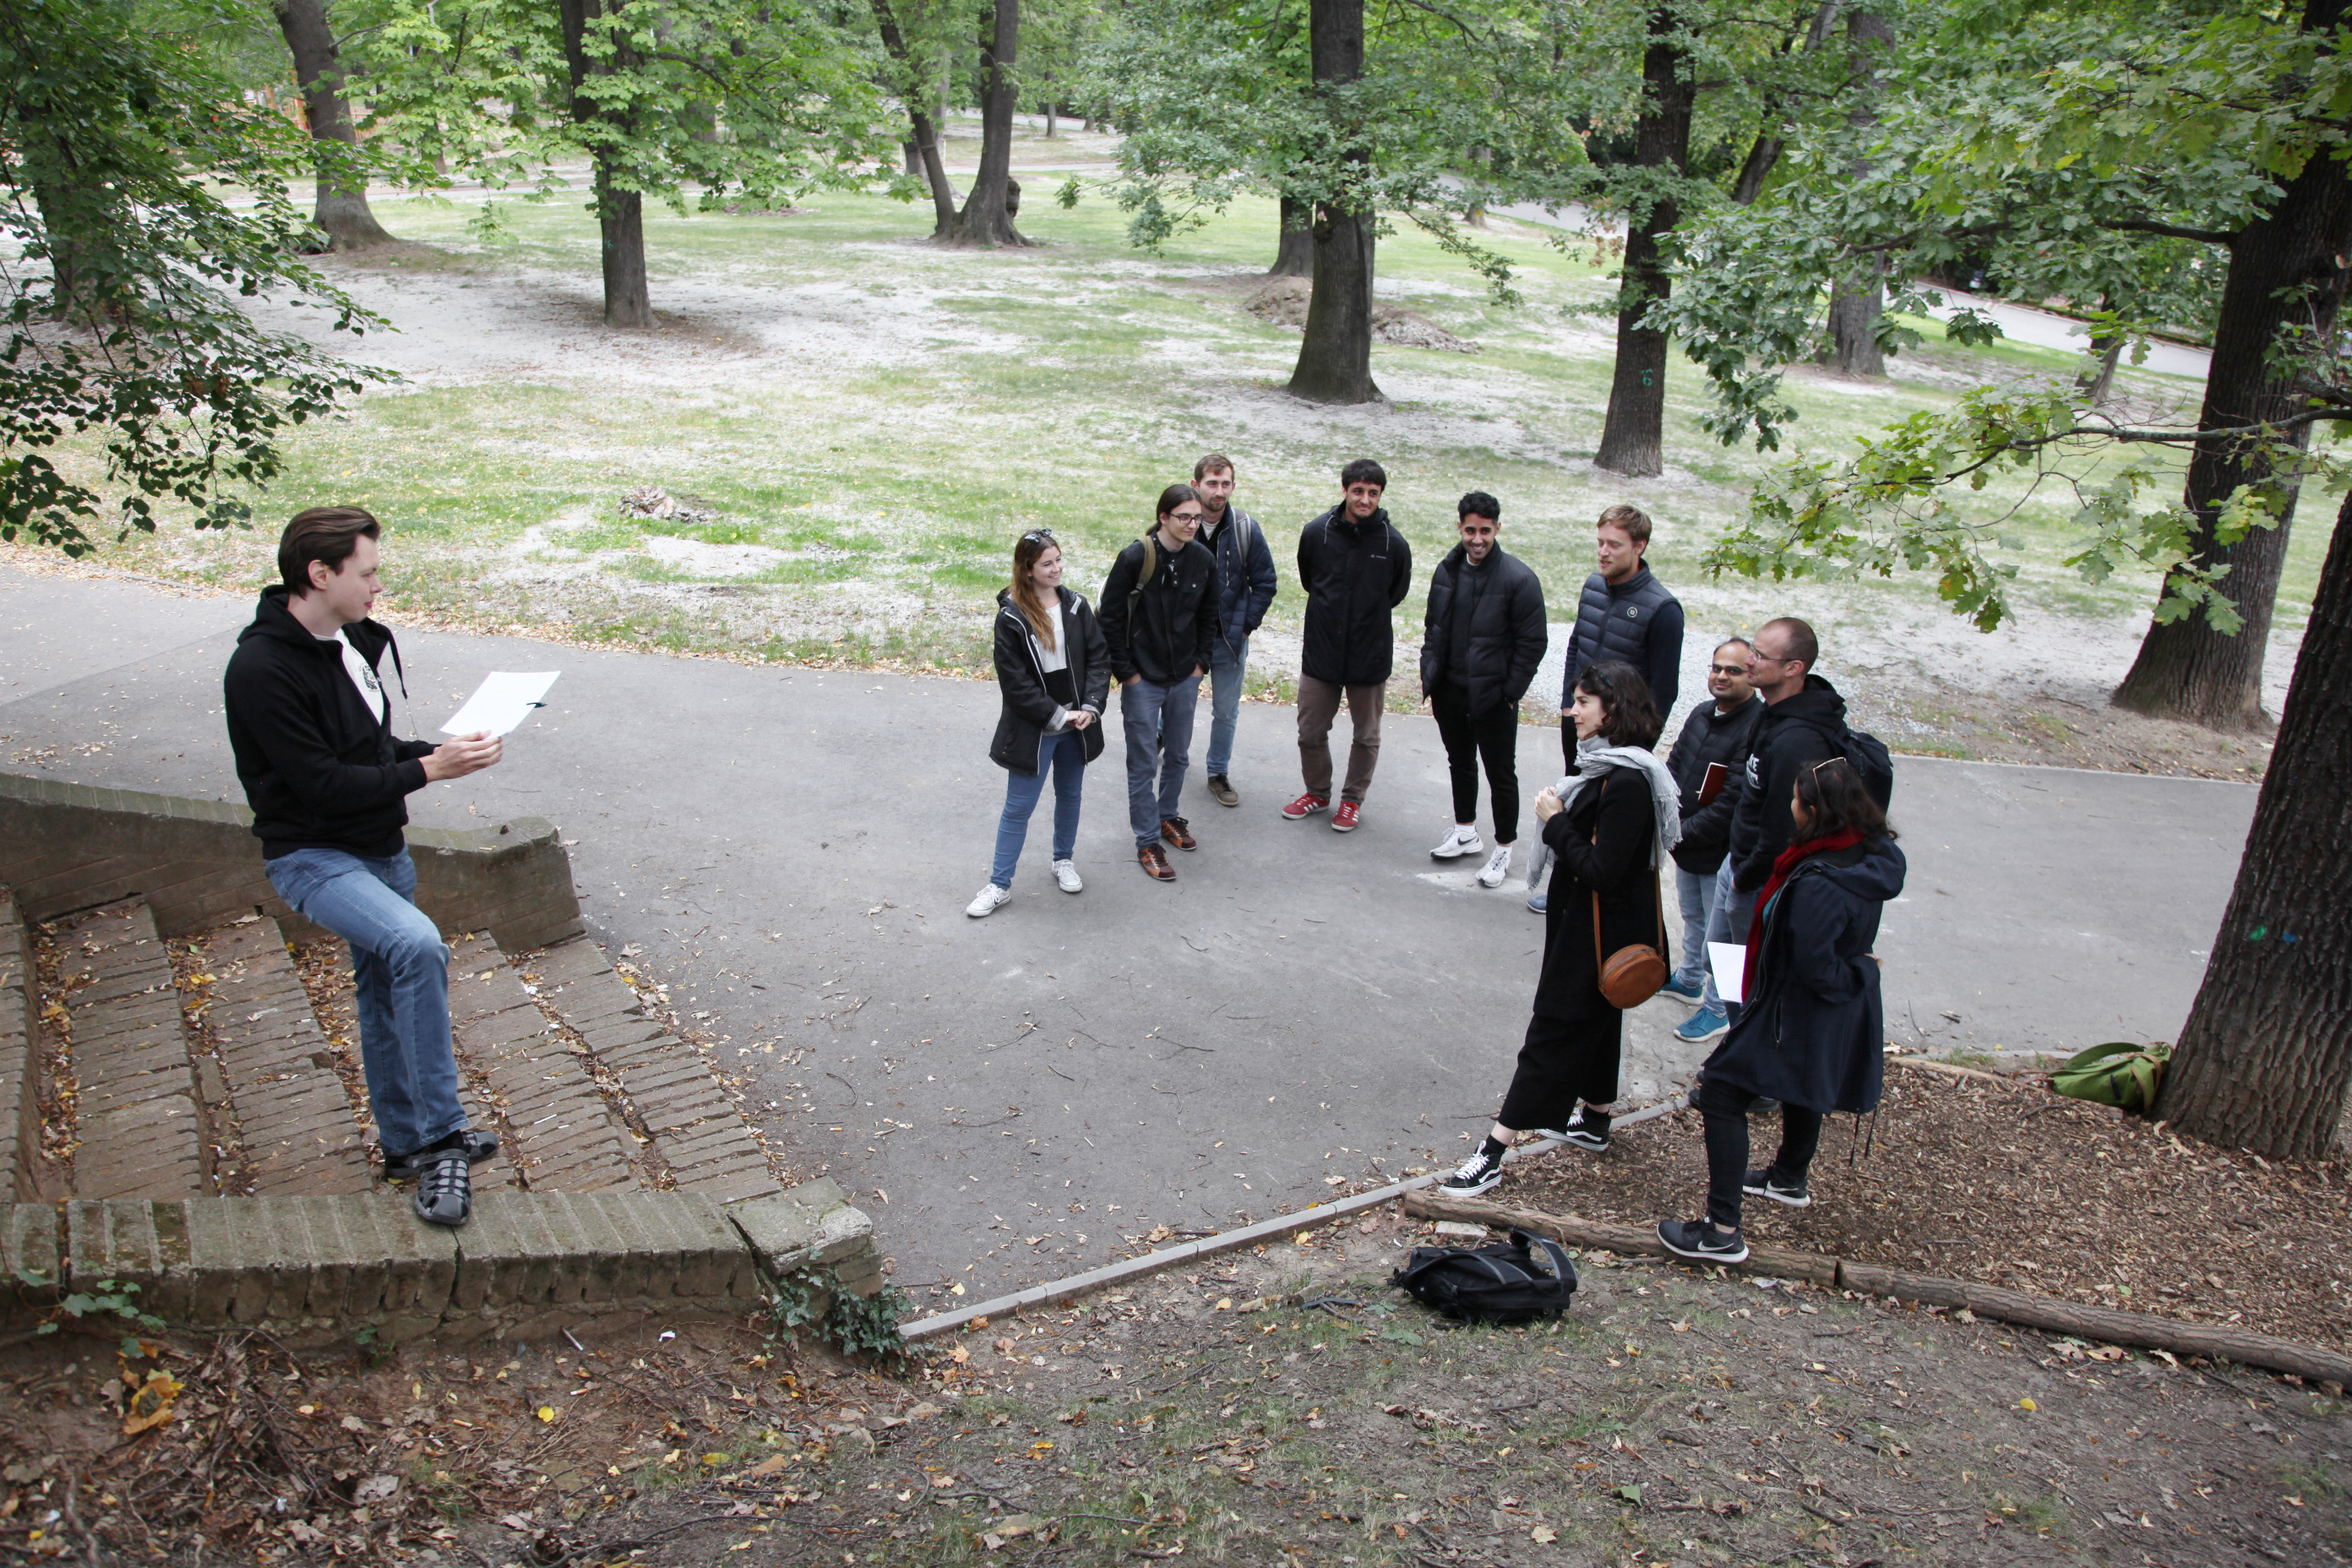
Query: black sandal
412 1151 473 1228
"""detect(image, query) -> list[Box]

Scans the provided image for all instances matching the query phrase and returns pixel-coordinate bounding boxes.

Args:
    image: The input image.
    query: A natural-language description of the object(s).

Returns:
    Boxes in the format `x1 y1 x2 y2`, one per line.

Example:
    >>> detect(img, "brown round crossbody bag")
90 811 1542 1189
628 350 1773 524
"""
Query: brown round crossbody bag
1587 778 1670 1010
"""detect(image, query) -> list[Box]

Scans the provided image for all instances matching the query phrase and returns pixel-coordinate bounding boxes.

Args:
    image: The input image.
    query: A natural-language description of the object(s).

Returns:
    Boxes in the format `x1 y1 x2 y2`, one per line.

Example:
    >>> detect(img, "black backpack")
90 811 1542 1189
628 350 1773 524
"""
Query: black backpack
1791 716 1895 810
1390 1228 1579 1325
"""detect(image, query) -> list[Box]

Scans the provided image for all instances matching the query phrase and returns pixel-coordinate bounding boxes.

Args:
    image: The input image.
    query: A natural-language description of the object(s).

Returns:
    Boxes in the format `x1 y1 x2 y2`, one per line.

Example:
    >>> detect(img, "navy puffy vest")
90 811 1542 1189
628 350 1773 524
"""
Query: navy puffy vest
1567 568 1675 692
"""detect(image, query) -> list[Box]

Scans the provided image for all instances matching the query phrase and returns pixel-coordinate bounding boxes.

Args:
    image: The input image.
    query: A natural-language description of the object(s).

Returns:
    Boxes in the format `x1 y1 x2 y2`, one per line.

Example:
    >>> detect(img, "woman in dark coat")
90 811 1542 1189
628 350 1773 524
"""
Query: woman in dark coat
968 530 1112 917
1442 660 1681 1195
1658 757 1905 1263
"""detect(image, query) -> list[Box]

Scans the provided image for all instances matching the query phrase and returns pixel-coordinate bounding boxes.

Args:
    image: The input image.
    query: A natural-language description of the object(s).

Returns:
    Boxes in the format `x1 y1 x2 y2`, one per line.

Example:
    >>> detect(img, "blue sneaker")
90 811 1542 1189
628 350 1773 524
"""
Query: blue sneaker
1674 1008 1728 1044
1660 972 1705 1002
1526 890 1548 914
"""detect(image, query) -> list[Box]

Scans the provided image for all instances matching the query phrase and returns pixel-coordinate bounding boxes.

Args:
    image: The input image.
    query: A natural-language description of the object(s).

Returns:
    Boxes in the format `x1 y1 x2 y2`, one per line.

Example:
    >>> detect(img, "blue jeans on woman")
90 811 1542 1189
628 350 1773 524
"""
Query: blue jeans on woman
264 846 463 1159
992 729 1086 888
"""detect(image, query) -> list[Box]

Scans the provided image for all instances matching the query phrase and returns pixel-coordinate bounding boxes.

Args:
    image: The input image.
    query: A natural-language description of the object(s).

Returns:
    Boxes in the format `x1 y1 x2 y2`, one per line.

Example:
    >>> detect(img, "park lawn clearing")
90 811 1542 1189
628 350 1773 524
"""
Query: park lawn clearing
1498 1059 2352 1356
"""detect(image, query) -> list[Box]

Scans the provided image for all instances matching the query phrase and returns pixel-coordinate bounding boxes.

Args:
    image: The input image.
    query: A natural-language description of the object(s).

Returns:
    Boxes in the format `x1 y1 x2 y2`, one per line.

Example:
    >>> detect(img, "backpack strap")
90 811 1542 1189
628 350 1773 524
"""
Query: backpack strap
1511 1229 1578 1285
1126 534 1160 624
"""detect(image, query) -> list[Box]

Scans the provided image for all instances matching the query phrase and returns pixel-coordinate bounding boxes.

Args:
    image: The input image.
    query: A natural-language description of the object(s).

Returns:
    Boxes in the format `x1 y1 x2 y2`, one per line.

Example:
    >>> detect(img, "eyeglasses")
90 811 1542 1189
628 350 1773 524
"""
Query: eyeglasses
1708 663 1746 676
1168 510 1205 523
1021 529 1056 545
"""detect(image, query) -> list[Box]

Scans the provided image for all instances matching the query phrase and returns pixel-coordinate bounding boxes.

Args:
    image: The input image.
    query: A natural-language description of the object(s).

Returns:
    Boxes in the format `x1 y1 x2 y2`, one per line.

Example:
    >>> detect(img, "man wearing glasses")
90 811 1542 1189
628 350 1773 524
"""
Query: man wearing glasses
1718 617 1851 1016
1099 487 1222 881
1658 638 1763 1043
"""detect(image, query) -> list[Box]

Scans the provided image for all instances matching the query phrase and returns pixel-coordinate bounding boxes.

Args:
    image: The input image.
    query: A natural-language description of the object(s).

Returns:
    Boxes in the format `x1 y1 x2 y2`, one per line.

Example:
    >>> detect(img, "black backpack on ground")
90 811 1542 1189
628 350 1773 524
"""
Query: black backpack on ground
1390 1228 1579 1325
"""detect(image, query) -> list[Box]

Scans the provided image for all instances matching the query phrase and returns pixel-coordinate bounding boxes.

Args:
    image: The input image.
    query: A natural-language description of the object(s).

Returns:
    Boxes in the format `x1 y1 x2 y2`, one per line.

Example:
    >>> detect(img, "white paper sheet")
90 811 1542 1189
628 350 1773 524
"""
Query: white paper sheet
442 671 559 738
1708 942 1748 1007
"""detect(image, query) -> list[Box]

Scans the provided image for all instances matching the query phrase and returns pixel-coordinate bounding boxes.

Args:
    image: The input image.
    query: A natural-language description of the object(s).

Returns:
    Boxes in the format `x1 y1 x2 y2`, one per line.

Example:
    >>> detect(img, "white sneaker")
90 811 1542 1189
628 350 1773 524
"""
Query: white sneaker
1477 844 1512 888
965 884 1012 918
1053 859 1083 894
1430 825 1484 860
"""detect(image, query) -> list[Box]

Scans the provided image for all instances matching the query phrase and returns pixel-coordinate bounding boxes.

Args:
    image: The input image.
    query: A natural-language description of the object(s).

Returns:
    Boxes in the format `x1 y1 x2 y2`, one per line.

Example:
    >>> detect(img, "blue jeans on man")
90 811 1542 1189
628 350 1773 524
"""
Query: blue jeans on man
1204 635 1247 780
264 846 462 1159
1121 673 1200 847
991 729 1086 887
1675 863 1719 1011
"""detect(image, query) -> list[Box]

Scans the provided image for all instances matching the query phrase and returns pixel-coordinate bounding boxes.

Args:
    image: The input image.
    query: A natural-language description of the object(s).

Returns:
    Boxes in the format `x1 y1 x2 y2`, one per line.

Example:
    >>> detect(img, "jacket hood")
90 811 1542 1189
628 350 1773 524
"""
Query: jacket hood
1326 505 1391 535
1770 672 1847 729
996 584 1079 616
1810 837 1906 903
240 585 323 649
1441 542 1509 573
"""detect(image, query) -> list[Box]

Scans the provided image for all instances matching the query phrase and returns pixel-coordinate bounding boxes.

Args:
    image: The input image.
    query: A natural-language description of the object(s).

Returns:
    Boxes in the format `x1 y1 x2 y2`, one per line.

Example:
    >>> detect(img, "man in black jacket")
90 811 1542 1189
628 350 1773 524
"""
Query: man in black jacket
1420 492 1546 889
1562 503 1685 770
1660 638 1762 1043
221 508 503 1228
1283 458 1413 833
1099 488 1222 881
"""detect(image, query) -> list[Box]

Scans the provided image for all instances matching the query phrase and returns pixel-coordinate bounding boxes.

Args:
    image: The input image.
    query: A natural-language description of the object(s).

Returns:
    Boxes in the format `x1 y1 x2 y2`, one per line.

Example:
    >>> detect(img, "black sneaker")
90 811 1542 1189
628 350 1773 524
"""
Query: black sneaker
1559 1107 1610 1152
412 1151 473 1228
1439 1146 1505 1196
1742 1168 1811 1208
384 1127 499 1181
1658 1218 1747 1264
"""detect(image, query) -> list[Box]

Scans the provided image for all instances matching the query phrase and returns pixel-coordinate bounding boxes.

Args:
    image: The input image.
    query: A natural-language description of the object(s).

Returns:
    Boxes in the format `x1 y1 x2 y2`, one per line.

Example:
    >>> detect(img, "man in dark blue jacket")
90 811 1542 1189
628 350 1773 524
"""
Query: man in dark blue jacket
1282 458 1413 834
1191 454 1277 808
221 508 503 1228
1562 503 1685 770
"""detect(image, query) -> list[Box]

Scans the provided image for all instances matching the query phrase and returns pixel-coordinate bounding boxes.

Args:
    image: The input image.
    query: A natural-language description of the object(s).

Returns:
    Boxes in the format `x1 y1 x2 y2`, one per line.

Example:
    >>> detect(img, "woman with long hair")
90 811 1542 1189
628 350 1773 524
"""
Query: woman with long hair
1442 659 1682 1195
1657 756 1904 1262
968 529 1111 917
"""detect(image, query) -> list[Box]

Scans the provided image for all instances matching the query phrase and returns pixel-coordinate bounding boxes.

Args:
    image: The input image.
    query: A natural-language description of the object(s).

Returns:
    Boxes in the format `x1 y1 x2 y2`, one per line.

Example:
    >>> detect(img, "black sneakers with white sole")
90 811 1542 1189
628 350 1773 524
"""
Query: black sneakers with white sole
1440 1146 1505 1196
1657 1218 1747 1264
1742 1168 1812 1207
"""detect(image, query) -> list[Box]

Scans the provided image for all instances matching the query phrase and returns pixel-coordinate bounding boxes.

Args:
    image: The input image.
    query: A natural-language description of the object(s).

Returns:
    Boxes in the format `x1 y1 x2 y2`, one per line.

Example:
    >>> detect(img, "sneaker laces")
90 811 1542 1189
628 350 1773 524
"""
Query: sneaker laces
1451 1147 1495 1181
413 1151 472 1226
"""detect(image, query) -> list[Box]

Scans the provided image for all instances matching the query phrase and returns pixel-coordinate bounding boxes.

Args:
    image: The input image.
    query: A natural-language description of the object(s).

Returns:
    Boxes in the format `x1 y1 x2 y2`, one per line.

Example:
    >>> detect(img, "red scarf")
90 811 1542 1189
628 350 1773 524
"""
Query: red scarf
1743 829 1865 999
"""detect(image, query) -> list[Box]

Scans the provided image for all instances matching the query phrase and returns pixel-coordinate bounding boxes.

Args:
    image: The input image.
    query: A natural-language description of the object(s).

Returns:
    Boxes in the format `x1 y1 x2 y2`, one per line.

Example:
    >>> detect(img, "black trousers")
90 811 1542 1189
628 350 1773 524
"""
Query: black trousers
1498 1010 1620 1131
1695 1075 1822 1230
1432 684 1520 844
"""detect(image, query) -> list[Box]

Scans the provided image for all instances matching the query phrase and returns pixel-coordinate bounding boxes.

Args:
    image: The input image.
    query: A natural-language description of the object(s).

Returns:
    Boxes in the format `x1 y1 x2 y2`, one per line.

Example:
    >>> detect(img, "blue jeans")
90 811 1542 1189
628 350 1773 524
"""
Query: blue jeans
1205 636 1248 778
1675 863 1718 999
264 846 462 1158
1706 856 1750 1021
1121 673 1200 847
992 729 1086 887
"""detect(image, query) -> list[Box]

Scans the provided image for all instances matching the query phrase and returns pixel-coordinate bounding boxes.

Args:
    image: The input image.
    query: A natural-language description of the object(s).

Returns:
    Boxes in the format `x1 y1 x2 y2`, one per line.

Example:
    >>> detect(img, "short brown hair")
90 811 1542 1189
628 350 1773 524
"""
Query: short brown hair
1756 615 1818 674
1597 504 1651 543
1194 453 1234 482
280 507 380 594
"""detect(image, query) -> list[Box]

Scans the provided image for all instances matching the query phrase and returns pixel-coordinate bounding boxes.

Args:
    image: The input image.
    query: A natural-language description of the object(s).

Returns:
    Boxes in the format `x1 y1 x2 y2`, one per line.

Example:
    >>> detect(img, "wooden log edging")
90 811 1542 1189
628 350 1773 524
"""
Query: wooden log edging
1402 1190 2352 1387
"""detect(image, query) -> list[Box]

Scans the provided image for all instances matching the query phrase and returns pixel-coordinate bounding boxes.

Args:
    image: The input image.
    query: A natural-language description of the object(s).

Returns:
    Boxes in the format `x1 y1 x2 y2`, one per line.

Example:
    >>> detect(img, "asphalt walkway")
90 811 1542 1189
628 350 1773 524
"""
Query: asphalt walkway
0 564 2254 1299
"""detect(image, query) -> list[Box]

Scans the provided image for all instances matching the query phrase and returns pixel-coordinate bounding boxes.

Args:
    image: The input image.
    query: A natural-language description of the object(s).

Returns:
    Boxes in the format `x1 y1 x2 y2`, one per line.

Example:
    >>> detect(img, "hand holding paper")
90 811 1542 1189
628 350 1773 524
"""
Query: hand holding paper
443 672 560 738
1708 942 1748 1006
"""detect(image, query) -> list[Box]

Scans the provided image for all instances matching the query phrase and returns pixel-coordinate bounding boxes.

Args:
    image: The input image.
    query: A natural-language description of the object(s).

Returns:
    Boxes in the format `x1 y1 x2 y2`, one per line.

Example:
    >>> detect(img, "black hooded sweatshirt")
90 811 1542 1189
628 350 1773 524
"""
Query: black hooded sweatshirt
1727 674 1851 892
222 587 438 859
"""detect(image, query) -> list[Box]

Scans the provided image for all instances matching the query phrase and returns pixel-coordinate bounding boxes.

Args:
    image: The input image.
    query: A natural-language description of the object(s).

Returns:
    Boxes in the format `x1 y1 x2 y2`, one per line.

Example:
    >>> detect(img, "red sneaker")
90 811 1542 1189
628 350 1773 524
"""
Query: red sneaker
1280 792 1328 820
1331 801 1362 832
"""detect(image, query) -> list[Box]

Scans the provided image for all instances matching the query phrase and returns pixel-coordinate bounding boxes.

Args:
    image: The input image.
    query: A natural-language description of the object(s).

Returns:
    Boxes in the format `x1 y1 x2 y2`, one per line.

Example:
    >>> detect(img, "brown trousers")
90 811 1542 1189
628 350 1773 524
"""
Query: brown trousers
1297 676 1385 803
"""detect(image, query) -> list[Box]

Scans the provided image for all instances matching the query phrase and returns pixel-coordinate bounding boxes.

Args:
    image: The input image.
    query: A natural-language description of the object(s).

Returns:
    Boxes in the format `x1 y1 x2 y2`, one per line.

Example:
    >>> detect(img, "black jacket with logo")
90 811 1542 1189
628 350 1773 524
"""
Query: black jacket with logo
1563 565 1685 716
1298 505 1413 685
222 587 437 859
1728 675 1851 891
1099 532 1220 685
1663 694 1765 875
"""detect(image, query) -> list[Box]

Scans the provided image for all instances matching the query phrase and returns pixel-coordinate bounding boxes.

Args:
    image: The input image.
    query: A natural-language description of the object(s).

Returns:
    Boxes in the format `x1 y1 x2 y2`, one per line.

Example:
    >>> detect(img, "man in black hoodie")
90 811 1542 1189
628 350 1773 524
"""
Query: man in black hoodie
1283 458 1413 833
1099 487 1222 881
221 509 503 1227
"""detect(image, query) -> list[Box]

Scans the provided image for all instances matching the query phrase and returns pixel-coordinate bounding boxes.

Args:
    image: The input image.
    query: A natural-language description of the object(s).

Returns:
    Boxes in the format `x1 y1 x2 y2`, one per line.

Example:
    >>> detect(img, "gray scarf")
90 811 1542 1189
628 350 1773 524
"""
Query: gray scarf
1522 734 1684 890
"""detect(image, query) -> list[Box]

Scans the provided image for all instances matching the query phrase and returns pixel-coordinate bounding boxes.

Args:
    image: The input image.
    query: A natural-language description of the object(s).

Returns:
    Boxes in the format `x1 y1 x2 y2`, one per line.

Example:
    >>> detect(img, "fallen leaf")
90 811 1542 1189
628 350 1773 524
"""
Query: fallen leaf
745 1455 788 1478
2016 1396 2037 1412
537 1406 558 1423
1531 1523 1558 1544
121 1371 183 1436
353 1475 400 1505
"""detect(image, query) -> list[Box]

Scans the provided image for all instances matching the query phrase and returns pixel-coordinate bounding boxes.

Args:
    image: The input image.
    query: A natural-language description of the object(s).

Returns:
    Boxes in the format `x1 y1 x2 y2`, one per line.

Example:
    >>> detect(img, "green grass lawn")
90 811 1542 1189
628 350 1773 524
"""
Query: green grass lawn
60 140 2332 676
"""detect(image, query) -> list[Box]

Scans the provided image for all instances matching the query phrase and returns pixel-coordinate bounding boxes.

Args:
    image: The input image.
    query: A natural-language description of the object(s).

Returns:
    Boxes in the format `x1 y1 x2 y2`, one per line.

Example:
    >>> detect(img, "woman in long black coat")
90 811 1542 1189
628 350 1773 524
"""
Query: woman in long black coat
967 530 1111 917
1658 757 1905 1263
1442 659 1682 1196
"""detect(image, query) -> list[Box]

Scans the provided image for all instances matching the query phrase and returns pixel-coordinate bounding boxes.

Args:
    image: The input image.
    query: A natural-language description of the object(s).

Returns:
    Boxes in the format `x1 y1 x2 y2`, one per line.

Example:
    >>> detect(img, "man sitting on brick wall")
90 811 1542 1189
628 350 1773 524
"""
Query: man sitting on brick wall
222 507 504 1228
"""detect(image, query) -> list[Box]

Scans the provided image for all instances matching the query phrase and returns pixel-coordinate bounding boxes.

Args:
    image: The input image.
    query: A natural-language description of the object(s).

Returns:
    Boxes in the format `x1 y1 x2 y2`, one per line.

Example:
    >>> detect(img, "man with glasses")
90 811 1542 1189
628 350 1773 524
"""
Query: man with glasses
1191 455 1278 808
1714 616 1850 1017
1099 487 1222 881
1659 638 1762 1043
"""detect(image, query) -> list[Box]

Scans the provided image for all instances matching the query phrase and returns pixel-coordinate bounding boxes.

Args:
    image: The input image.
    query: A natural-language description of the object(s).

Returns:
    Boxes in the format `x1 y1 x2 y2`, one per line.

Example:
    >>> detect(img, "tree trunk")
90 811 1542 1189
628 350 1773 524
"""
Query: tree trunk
1730 0 1843 205
2077 299 2123 406
903 139 921 175
872 0 959 238
1819 8 1891 377
1287 0 1380 404
560 0 653 326
953 0 1027 246
2110 130 2352 727
1044 95 1056 138
1269 193 1315 276
2153 487 2352 1158
273 0 395 251
1595 8 1694 477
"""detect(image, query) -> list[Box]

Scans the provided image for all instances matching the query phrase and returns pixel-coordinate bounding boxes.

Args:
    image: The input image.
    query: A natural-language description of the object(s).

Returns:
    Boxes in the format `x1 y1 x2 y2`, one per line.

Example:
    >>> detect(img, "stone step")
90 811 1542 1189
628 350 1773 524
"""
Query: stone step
197 917 371 1196
448 934 639 1193
53 903 207 1200
0 892 34 1201
514 939 777 1203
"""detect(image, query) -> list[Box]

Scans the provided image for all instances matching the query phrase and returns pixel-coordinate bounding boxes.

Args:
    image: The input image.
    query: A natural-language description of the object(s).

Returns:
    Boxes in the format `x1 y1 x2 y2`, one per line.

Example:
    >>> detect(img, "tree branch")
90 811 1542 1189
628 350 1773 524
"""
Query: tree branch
2097 215 2239 245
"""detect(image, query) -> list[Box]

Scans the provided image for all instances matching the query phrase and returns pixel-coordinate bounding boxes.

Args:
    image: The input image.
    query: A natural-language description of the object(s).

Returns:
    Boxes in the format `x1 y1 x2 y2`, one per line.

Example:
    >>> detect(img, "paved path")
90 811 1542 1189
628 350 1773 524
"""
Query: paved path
0 565 2253 1299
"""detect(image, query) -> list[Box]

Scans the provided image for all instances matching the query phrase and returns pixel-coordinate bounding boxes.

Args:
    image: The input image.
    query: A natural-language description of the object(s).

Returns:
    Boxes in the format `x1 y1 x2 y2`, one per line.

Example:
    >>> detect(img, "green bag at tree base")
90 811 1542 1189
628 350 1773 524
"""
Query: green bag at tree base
2050 1041 2171 1115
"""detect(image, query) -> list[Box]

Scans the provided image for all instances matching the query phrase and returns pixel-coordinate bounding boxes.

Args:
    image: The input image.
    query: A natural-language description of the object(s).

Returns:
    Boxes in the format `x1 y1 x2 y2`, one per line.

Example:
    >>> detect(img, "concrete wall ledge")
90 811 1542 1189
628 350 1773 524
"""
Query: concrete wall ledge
0 1184 877 1348
0 770 583 951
